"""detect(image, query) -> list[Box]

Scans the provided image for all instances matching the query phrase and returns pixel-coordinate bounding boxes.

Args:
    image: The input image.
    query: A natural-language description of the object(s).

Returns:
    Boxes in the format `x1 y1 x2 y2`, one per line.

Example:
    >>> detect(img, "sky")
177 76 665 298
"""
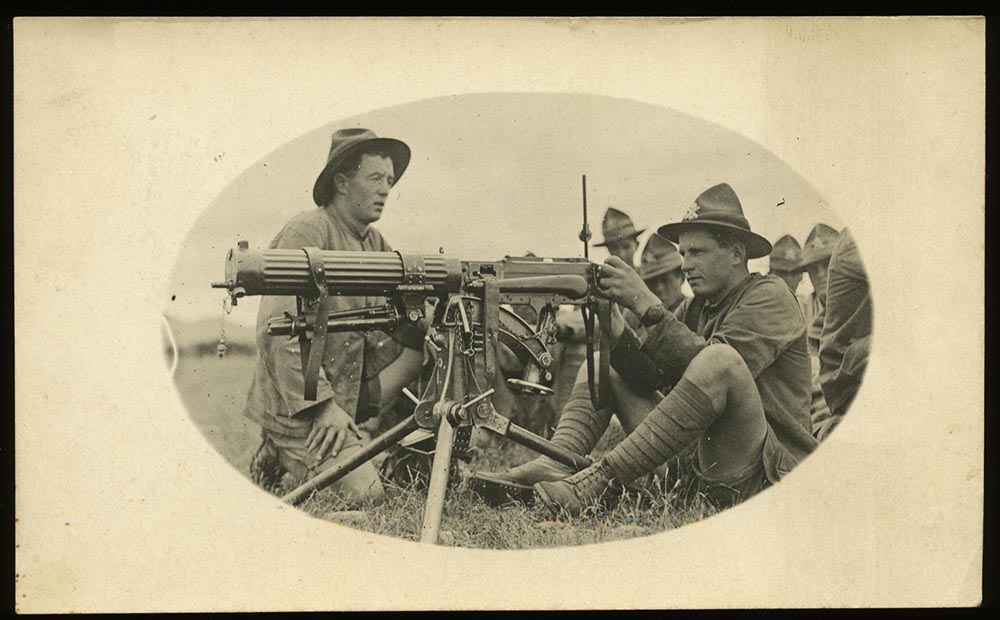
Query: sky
165 92 842 331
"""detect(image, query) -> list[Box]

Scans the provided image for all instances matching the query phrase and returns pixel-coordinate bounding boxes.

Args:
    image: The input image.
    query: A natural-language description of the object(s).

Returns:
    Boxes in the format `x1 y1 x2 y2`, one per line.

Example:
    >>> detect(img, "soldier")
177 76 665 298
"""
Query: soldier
244 128 425 506
794 224 841 439
517 183 815 515
817 227 872 438
594 207 645 268
635 233 688 340
769 234 803 294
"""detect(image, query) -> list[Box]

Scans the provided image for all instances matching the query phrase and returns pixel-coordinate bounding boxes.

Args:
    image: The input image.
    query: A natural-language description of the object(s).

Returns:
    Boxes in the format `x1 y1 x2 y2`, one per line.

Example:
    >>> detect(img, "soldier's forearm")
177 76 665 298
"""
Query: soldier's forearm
609 328 666 391
639 312 708 386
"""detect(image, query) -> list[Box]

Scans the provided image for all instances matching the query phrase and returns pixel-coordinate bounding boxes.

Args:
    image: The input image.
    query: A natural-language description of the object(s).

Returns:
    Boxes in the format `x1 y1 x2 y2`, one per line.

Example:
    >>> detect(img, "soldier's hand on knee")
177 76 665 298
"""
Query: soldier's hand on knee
598 256 661 316
306 401 362 460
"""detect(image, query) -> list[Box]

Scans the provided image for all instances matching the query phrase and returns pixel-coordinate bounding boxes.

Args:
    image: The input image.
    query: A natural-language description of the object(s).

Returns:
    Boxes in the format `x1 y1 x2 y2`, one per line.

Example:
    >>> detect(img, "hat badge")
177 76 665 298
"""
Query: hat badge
682 202 701 221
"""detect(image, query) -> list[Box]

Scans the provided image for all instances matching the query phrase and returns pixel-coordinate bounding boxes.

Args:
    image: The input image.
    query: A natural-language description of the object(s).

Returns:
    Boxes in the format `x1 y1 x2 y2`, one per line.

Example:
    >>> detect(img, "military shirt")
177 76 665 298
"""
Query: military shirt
819 228 872 416
243 206 407 438
801 293 833 433
611 273 817 463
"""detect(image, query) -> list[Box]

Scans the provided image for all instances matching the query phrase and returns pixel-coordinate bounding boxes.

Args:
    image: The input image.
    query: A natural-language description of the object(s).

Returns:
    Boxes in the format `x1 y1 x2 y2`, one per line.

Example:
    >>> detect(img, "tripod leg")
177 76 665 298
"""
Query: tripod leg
507 423 593 471
282 414 420 506
419 414 456 544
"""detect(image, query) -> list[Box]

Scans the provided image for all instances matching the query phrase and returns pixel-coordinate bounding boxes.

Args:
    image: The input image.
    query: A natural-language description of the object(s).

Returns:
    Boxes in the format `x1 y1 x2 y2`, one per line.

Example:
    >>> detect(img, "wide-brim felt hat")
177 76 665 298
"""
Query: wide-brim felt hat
312 128 411 206
658 183 773 259
594 207 645 247
795 223 841 271
639 233 683 281
769 234 802 272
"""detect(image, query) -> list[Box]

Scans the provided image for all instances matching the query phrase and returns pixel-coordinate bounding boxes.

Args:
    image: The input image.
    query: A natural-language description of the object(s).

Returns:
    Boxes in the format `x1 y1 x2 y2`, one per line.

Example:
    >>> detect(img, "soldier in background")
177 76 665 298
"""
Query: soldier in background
543 207 648 432
594 207 645 268
794 224 841 439
818 227 872 439
769 234 803 294
635 233 688 335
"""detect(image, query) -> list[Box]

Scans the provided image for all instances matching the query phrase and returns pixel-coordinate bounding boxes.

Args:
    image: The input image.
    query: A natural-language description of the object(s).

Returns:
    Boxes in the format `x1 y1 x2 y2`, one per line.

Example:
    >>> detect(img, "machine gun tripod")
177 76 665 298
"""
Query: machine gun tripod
213 243 611 544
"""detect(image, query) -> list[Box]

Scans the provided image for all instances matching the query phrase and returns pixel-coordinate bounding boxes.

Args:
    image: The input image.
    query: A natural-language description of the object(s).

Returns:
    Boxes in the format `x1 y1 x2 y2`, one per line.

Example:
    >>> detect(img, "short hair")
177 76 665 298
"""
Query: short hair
710 229 748 263
331 146 395 193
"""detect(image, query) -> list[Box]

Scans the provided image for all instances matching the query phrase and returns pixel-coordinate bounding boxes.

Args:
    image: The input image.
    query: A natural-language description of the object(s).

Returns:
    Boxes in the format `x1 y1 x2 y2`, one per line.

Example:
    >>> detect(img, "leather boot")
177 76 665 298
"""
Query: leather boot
534 459 619 516
250 436 287 494
480 454 577 487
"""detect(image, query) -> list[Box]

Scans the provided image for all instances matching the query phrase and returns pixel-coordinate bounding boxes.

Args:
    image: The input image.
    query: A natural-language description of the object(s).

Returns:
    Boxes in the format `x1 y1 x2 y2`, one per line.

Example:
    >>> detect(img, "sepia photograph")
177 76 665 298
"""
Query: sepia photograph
14 17 984 611
164 92 862 547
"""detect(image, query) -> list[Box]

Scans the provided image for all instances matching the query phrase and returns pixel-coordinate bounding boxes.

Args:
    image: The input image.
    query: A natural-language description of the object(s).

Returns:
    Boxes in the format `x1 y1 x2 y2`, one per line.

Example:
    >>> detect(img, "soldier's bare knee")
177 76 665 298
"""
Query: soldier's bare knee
691 343 745 379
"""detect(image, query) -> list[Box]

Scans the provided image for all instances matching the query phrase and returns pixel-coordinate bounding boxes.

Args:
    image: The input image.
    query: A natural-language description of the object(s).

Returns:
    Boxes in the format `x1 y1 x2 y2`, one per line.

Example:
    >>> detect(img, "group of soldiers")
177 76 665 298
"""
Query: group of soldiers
244 128 873 517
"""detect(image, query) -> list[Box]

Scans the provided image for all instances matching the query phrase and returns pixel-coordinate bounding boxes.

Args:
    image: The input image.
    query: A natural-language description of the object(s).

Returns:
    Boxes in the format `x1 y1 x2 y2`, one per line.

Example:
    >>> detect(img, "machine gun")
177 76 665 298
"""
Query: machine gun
211 179 611 544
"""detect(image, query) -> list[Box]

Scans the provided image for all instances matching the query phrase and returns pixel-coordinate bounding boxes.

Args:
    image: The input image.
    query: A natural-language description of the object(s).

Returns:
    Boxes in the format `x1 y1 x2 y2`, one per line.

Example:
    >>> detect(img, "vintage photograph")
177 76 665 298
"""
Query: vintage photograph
164 92 871 547
14 17 982 611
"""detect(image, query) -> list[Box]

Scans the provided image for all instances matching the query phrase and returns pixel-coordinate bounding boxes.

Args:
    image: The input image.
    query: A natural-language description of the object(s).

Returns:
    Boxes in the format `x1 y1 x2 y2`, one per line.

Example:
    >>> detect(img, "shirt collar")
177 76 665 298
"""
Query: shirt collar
705 273 753 310
324 205 371 242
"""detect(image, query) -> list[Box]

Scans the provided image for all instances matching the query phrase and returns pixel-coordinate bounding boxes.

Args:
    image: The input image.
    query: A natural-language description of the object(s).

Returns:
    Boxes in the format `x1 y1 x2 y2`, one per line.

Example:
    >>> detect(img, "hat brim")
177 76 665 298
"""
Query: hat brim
658 221 772 260
593 228 646 248
768 259 800 273
793 250 833 272
312 137 411 206
641 263 682 281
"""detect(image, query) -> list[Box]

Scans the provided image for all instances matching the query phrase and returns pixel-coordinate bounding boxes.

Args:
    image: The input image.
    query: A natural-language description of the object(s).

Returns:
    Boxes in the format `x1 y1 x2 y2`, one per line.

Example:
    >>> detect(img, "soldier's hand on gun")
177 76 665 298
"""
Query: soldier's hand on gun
608 302 627 346
307 401 362 461
598 256 662 317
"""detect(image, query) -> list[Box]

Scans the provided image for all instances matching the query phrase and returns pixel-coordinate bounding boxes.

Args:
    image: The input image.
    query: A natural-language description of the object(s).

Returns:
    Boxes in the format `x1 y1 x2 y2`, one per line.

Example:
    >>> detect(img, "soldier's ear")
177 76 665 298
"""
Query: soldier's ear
333 172 351 195
733 242 748 264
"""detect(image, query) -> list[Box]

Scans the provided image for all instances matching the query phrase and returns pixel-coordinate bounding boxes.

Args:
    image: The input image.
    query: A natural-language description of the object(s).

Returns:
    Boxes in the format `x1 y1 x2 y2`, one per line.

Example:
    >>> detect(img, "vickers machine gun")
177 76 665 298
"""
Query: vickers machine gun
212 177 611 544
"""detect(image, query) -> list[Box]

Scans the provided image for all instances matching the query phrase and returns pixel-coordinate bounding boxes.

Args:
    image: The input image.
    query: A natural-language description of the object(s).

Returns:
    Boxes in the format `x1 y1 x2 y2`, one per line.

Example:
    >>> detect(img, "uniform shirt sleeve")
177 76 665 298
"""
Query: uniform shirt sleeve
256 217 337 416
702 278 805 378
611 277 805 390
609 304 707 390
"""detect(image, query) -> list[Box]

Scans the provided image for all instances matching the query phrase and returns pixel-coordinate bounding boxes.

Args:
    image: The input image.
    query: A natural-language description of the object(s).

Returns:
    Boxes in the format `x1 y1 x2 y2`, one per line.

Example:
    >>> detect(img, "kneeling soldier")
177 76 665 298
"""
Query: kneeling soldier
518 183 817 515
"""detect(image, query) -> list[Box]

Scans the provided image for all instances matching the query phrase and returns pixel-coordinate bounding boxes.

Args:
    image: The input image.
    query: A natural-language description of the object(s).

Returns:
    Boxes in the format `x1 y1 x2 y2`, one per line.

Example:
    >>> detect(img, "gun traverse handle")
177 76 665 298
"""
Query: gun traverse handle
468 275 590 299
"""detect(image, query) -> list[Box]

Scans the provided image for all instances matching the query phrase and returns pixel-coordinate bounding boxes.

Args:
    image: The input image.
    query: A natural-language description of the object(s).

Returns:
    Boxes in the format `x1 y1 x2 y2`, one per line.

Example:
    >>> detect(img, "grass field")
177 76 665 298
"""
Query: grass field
173 350 717 548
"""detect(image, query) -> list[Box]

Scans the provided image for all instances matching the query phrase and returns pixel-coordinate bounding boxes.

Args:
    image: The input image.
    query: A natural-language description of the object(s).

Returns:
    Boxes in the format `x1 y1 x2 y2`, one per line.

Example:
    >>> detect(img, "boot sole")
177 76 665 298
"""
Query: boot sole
469 472 536 507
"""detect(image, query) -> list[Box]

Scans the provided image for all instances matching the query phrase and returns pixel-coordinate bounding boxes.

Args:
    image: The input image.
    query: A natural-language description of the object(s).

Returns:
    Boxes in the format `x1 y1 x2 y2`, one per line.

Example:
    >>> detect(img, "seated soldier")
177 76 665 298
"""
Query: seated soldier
246 128 425 507
594 206 645 269
488 183 818 515
769 234 804 295
817 227 872 437
636 232 689 320
793 224 841 440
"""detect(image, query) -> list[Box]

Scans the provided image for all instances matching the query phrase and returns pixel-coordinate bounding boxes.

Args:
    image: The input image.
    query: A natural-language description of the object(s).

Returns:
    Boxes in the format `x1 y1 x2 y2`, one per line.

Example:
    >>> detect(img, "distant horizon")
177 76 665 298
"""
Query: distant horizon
166 92 843 330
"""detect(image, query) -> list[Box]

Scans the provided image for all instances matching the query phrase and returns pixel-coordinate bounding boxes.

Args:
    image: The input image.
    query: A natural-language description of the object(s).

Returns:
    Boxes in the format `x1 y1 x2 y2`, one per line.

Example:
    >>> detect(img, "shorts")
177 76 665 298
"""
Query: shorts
258 374 381 482
676 425 791 510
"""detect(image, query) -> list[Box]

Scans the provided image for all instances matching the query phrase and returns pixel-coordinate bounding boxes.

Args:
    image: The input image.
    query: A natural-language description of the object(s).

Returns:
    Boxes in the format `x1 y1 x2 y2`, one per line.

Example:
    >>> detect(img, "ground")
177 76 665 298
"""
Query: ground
172 349 717 548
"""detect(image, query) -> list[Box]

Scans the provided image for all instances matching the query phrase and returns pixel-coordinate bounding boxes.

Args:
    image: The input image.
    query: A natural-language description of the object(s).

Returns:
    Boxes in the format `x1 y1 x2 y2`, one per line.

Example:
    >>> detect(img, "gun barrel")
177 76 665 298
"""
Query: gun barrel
222 247 464 299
